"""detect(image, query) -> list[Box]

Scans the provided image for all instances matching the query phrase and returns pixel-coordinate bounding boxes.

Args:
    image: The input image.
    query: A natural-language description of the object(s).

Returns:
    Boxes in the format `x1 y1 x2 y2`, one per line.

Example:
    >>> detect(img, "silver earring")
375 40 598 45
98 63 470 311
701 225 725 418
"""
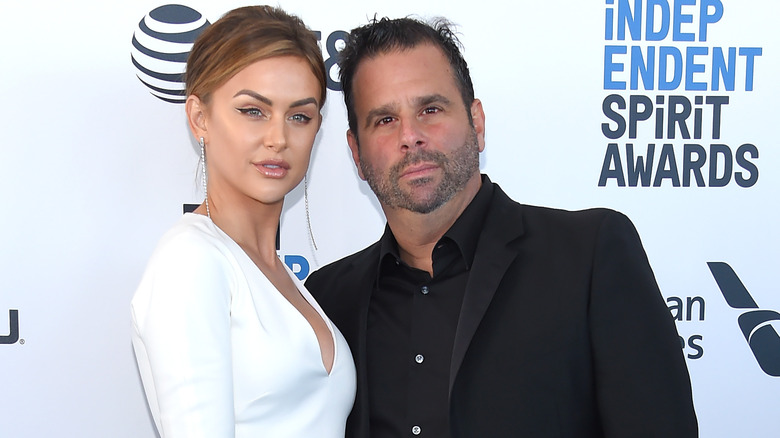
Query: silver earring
200 137 210 219
304 174 317 250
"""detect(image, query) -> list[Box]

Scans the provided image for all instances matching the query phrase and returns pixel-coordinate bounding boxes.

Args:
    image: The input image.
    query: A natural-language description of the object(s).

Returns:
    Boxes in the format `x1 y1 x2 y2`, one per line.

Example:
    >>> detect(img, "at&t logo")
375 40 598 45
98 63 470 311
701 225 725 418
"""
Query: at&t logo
132 5 347 104
131 4 210 103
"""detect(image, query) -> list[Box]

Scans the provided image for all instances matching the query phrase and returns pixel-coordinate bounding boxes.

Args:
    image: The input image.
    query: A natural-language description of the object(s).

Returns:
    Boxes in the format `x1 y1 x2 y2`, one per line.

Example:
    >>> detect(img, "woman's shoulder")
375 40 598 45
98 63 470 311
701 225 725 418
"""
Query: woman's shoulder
131 215 240 339
154 213 227 253
141 214 239 280
132 214 240 311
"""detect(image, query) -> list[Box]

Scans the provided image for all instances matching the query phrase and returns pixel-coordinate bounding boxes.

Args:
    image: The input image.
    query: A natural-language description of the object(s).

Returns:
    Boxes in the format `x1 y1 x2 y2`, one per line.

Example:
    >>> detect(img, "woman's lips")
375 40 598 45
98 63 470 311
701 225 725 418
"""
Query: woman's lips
254 160 289 178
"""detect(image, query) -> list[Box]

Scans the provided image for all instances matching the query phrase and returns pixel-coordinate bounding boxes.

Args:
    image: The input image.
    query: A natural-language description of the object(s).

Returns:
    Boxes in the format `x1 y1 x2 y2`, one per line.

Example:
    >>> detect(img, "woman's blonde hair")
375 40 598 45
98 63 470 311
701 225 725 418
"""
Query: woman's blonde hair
185 6 326 107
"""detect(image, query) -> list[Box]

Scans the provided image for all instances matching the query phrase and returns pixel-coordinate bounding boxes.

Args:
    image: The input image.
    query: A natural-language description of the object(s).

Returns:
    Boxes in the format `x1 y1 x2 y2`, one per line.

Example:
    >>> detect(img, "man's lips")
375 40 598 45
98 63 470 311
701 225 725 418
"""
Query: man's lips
254 159 290 178
400 162 439 179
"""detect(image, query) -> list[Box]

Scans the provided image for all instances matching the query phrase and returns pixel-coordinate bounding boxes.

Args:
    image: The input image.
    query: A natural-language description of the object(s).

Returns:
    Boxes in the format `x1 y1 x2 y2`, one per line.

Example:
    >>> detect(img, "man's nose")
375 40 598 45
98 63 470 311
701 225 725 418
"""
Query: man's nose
399 117 425 150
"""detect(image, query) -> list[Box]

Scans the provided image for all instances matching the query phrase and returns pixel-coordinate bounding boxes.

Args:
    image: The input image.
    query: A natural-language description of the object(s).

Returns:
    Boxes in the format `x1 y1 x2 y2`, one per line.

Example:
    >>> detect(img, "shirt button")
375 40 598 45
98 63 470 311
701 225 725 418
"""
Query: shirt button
421 286 429 295
415 354 424 364
412 425 421 435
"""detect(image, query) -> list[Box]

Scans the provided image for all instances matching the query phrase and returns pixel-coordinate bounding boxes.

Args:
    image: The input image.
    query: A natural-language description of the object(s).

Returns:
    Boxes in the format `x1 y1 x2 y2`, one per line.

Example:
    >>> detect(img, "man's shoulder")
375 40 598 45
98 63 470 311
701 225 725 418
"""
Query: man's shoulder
490 182 628 230
490 179 618 216
521 203 625 223
486 186 640 254
509 202 644 259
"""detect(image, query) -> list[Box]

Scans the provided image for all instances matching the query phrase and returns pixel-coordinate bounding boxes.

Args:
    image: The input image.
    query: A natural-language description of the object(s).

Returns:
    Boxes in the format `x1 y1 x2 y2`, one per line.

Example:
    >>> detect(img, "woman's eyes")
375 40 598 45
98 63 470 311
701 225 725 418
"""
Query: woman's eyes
237 108 312 124
237 107 263 118
289 113 313 123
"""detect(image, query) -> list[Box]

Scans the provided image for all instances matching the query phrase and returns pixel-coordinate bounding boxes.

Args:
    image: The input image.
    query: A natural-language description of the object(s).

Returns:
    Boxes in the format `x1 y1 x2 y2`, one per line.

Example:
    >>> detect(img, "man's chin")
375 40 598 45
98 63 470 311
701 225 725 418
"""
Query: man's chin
400 190 450 214
404 174 438 188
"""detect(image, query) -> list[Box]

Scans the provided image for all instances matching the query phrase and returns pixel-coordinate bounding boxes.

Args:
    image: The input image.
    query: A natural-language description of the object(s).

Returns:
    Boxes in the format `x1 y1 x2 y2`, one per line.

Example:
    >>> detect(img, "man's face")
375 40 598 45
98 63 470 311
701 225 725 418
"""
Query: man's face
346 43 485 214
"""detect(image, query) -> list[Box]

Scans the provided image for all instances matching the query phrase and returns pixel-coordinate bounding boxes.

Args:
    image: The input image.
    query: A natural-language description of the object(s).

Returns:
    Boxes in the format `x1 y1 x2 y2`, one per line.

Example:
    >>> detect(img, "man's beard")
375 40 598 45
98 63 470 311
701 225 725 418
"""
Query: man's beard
359 128 480 214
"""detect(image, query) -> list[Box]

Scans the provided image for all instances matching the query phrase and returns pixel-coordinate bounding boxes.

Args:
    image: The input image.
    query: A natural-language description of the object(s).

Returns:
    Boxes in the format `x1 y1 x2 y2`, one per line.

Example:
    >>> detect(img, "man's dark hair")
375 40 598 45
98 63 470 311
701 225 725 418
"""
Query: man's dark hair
338 16 475 136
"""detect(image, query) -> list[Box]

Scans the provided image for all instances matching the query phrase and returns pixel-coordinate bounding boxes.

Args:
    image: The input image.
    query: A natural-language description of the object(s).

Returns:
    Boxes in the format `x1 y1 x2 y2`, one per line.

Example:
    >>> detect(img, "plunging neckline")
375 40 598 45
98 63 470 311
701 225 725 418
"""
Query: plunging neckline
187 212 338 376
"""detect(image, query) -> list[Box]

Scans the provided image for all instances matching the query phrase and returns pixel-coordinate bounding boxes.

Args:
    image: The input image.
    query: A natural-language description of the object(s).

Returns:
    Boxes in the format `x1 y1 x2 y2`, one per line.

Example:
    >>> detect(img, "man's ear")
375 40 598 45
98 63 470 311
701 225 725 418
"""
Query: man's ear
470 98 486 152
346 129 366 180
185 95 208 140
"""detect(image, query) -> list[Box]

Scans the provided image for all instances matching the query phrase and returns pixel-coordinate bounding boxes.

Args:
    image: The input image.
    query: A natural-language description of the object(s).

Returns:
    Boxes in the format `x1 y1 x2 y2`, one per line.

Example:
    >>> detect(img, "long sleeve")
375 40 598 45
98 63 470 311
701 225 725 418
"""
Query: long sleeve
132 231 236 438
589 211 698 437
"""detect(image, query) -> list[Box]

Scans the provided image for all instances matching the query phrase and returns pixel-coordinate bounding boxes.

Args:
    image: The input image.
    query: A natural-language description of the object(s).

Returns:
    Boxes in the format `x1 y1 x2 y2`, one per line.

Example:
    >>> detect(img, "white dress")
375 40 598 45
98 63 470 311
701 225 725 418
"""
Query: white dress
131 213 356 438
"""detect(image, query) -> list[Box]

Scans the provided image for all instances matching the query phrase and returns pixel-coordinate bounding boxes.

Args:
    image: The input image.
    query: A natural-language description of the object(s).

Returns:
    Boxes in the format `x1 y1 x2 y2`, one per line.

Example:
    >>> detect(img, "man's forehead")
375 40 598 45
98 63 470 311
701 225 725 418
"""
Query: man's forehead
352 43 452 87
349 42 462 120
364 42 445 64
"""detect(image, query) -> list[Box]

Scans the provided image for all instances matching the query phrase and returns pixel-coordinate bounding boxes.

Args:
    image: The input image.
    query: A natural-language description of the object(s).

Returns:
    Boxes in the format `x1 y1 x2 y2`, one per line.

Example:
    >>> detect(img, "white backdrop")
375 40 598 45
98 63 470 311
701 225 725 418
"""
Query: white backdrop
1 1 778 436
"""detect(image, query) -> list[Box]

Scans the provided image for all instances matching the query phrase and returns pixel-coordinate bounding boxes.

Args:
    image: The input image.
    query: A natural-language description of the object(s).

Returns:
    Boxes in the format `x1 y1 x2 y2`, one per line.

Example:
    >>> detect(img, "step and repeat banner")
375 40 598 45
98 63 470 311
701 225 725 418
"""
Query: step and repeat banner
1 0 778 436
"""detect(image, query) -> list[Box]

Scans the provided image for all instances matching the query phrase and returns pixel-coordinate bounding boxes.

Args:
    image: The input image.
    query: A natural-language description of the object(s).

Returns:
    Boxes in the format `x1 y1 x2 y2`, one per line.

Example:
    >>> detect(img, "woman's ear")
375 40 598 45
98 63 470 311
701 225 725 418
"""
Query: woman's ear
185 95 208 140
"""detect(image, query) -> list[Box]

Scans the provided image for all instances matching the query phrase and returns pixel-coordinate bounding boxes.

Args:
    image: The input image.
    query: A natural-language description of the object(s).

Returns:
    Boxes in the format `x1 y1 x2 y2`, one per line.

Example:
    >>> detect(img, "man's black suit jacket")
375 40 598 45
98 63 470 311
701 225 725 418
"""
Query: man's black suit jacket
306 177 698 437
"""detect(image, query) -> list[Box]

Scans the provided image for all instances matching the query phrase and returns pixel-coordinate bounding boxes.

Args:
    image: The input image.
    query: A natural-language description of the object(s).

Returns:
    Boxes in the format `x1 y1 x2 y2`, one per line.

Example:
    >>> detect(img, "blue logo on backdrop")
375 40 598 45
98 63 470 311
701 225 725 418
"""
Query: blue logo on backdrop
1 309 20 345
284 255 310 280
708 262 780 377
599 0 762 188
131 5 210 103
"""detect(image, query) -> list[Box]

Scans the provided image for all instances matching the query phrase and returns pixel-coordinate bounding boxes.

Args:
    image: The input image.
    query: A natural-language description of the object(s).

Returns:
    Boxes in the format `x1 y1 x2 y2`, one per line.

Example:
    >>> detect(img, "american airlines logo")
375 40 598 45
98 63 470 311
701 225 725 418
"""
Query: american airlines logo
709 262 780 377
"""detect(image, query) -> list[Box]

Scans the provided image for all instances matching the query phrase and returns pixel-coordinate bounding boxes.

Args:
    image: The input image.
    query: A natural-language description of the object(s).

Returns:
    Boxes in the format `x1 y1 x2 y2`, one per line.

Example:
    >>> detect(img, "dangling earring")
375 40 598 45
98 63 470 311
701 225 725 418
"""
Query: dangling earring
304 174 317 250
200 137 210 219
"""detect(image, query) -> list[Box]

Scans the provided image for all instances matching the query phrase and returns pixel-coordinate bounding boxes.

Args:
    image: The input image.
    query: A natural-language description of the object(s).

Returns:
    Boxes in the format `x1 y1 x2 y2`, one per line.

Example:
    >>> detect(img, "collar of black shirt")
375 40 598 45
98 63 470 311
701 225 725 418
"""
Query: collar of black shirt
377 174 495 278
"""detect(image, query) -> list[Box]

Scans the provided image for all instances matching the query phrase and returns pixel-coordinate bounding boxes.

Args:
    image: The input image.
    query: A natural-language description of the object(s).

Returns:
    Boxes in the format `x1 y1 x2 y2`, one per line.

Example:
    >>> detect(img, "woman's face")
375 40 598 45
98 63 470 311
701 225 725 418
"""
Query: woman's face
193 56 322 209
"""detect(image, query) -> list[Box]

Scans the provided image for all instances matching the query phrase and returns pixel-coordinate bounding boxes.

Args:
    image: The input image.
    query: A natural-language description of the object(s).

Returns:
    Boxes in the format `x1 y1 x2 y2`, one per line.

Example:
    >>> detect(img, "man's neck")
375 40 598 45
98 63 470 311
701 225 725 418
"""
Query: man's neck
384 174 482 275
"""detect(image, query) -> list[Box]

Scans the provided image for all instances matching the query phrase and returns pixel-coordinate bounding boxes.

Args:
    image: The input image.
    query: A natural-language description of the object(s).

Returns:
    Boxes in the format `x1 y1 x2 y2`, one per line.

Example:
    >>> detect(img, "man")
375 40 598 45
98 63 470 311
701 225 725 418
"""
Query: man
306 16 698 438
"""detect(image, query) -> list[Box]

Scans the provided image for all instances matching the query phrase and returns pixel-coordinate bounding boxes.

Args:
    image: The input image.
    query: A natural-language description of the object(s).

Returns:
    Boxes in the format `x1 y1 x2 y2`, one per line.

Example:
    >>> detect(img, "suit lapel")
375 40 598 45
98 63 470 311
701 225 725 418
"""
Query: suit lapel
449 185 525 392
352 250 380 437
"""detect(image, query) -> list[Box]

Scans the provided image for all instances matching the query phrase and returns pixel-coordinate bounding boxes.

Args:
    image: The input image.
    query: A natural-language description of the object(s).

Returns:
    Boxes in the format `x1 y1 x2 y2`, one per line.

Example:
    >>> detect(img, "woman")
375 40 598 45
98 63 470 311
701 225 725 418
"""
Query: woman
131 6 356 437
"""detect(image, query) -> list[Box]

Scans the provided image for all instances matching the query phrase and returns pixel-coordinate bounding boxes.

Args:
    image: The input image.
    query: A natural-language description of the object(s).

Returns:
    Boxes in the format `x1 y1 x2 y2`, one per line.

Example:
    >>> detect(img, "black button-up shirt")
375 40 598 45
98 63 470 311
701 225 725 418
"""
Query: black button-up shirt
367 178 494 437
